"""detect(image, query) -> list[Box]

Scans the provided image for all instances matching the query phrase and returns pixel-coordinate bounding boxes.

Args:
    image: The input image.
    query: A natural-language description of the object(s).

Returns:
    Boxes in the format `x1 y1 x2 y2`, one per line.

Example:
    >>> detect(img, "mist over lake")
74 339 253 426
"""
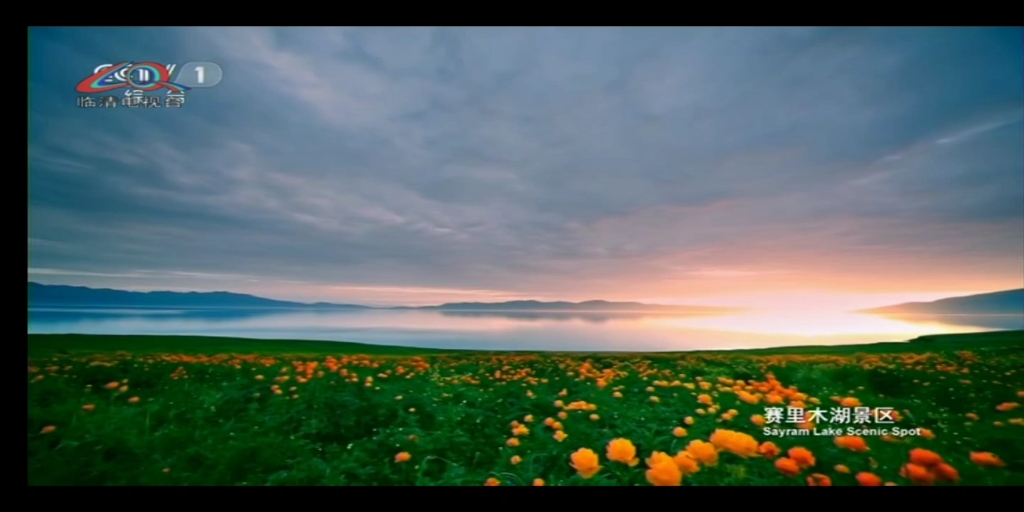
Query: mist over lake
26 307 1024 352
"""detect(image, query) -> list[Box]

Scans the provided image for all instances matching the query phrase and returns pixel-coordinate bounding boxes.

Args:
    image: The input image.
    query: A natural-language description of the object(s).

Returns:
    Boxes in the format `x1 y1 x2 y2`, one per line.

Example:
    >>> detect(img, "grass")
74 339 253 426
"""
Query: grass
28 331 1024 486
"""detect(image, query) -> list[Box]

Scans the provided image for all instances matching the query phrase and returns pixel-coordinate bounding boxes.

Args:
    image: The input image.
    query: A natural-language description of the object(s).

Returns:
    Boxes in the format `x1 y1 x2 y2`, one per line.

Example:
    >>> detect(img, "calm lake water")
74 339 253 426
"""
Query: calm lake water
26 307 1024 352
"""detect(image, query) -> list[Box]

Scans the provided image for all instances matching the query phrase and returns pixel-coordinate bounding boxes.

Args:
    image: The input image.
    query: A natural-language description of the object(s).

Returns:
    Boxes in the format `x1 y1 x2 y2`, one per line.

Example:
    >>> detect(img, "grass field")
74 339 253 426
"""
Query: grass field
28 331 1024 486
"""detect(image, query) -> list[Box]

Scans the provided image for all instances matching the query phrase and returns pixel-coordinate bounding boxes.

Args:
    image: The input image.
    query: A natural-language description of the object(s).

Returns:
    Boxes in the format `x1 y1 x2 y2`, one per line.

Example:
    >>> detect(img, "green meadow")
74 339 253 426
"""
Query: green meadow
28 331 1024 486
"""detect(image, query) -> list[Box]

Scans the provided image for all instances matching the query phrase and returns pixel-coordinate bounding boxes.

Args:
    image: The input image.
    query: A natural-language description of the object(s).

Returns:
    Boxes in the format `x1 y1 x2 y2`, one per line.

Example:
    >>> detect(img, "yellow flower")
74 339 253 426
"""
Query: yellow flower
645 452 683 486
570 448 601 478
606 438 640 466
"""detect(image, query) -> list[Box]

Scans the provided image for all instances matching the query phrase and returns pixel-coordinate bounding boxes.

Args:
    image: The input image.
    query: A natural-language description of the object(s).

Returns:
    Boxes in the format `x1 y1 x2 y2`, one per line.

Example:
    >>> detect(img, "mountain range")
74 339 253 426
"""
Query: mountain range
27 282 1023 314
26 282 735 312
858 289 1023 315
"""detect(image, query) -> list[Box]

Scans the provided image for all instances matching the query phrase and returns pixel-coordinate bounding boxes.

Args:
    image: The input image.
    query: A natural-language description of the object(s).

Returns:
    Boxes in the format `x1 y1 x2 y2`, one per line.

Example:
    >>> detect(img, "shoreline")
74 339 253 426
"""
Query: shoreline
27 329 1024 357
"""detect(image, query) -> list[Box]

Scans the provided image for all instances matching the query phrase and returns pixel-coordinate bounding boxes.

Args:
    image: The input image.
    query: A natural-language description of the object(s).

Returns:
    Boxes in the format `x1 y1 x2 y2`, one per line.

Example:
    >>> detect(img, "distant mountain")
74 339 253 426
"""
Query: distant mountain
27 282 368 309
860 289 1024 315
27 282 738 313
419 300 739 313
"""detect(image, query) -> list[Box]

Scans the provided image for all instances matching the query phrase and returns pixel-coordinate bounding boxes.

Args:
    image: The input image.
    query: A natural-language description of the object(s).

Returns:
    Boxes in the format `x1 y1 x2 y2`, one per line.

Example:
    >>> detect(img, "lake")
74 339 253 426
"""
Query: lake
26 307 1024 352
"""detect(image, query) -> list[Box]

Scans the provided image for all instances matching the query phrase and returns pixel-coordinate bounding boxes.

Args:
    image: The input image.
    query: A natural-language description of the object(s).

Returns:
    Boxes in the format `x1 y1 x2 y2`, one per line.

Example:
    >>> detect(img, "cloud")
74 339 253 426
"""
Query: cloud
27 27 1024 303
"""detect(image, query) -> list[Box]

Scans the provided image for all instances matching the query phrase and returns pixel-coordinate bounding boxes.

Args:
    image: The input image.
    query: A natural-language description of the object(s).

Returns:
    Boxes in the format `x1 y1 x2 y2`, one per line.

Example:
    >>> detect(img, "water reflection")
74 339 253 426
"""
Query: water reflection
26 306 1023 352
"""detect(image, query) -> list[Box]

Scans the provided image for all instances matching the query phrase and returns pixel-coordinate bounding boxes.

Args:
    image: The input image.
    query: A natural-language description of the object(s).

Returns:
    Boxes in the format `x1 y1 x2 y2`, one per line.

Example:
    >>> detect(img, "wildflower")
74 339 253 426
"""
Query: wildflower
512 424 529 436
395 452 411 463
589 414 599 421
506 438 520 447
510 455 522 465
645 452 683 486
570 448 601 478
856 472 882 486
484 477 500 486
934 463 960 483
900 463 935 485
685 440 719 466
673 427 687 437
757 442 781 458
684 416 694 425
834 436 868 452
834 464 850 474
750 414 765 426
606 438 639 466
81 404 95 412
709 429 759 458
553 430 568 442
775 457 800 476
39 426 56 434
532 478 545 486
909 448 942 467
127 396 139 403
806 473 831 486
969 452 1005 467
788 447 815 467
672 451 700 475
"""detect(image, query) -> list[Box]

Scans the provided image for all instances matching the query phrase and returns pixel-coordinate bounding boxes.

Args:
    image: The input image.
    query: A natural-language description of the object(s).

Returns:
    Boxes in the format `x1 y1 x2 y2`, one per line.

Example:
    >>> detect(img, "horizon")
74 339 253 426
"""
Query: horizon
26 280 1022 312
29 28 1024 312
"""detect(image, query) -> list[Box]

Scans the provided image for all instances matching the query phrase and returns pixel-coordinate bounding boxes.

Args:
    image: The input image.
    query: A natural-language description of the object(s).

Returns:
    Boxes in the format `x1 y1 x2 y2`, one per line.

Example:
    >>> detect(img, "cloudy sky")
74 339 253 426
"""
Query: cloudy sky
28 27 1023 308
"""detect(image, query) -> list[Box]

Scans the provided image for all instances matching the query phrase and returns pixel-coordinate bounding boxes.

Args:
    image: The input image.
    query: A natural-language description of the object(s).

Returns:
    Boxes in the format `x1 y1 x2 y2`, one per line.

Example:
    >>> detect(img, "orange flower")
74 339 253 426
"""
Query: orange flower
395 451 411 463
532 478 545 486
606 438 639 466
484 477 500 486
39 425 56 434
996 402 1019 411
553 430 568 442
788 447 815 468
685 440 719 466
969 452 1005 467
570 448 601 478
856 472 882 486
834 464 850 474
512 424 529 436
510 455 522 465
506 438 520 447
104 381 119 390
840 397 861 407
672 427 687 437
900 463 935 485
775 457 801 476
908 448 942 467
672 451 700 475
806 473 831 486
684 416 694 425
758 442 780 458
81 404 95 412
645 452 683 486
127 396 139 403
934 463 960 483
834 436 868 452
709 429 759 458
750 414 765 426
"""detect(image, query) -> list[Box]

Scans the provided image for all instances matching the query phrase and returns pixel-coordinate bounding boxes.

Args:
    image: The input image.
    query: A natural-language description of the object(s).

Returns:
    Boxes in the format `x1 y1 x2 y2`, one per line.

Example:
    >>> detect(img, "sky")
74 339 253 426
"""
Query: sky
28 27 1024 309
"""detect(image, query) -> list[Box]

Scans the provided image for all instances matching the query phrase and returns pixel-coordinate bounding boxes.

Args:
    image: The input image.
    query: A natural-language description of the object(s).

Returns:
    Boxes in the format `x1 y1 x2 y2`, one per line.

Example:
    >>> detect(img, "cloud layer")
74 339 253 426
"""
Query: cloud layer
28 27 1023 305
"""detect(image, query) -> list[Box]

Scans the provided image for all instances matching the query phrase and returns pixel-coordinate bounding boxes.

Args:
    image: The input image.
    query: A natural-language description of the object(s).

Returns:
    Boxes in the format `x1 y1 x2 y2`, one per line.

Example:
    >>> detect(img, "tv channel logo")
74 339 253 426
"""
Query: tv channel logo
76 62 222 94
